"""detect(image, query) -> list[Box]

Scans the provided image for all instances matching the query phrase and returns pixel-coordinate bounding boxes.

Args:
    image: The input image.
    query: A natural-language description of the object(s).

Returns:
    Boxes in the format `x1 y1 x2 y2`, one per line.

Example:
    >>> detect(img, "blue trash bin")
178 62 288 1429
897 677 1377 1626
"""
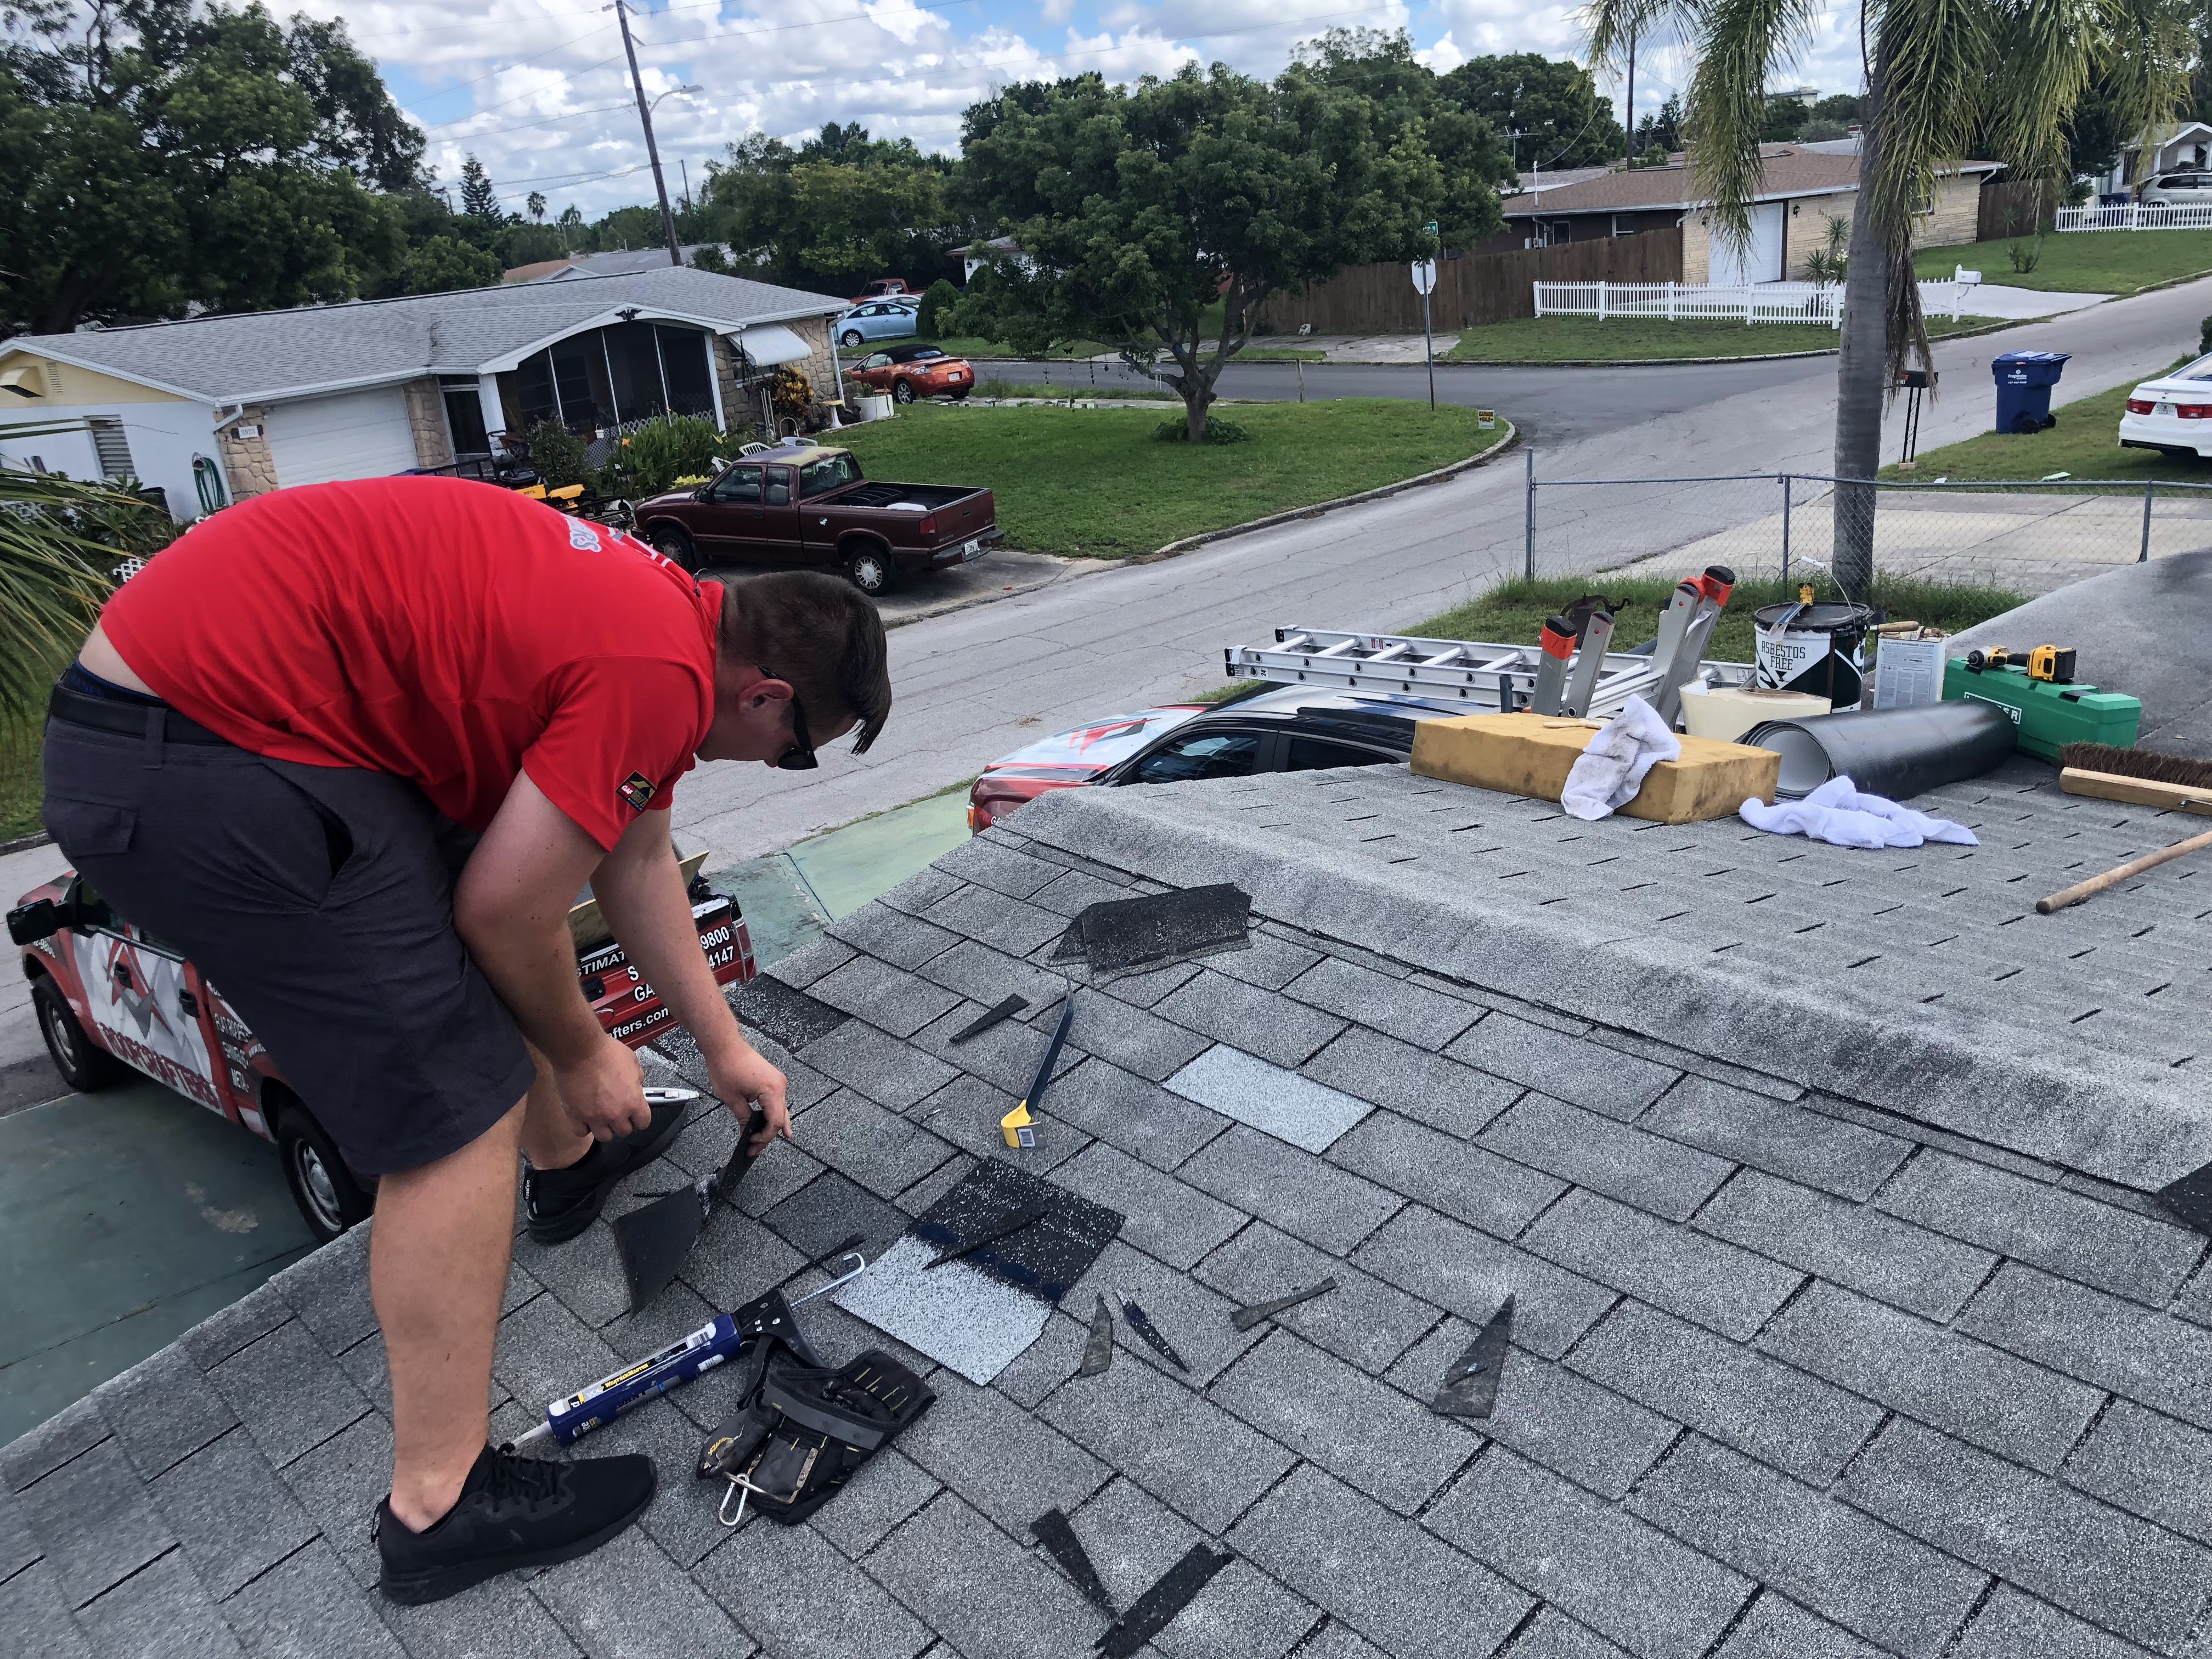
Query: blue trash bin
1992 349 2069 434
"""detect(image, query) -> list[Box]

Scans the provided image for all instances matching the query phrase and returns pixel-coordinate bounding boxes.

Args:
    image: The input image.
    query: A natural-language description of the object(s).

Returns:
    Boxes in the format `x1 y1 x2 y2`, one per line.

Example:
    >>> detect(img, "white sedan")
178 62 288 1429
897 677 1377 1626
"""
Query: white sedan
2121 354 2212 458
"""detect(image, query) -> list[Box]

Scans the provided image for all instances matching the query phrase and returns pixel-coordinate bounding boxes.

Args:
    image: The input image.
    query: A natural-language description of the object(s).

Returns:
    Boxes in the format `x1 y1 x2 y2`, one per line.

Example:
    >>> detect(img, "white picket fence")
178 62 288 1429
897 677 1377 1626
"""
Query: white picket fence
2056 201 2212 232
1534 280 1842 325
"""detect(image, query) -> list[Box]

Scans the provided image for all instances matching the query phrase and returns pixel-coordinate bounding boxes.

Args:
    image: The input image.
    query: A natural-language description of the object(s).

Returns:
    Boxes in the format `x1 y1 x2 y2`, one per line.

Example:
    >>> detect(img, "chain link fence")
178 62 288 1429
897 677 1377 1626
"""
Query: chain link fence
1510 460 2212 597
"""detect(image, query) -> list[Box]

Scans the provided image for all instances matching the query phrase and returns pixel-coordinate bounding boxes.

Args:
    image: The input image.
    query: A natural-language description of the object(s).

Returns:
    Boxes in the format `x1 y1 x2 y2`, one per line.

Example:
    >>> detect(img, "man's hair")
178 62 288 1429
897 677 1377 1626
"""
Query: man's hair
719 572 892 753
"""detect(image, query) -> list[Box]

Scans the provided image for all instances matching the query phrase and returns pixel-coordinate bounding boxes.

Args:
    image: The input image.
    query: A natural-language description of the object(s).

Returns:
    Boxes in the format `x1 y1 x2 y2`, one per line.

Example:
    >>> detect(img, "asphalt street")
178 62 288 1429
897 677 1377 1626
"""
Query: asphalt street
673 276 2212 857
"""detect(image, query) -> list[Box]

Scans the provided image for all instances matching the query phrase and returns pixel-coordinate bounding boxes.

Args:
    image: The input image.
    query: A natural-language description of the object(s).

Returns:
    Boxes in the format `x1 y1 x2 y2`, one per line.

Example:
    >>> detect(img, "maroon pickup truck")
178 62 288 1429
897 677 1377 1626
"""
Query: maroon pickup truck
634 445 1001 596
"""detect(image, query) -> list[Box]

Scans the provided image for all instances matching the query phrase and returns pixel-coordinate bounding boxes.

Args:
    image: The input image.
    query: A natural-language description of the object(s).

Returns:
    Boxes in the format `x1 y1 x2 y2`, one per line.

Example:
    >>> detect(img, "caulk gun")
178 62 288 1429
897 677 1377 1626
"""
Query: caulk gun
507 1238 866 1449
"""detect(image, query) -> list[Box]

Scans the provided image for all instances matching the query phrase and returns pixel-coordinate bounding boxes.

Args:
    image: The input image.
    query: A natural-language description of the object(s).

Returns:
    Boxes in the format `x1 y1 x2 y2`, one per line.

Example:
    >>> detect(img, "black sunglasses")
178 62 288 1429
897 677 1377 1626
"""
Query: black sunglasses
764 670 817 770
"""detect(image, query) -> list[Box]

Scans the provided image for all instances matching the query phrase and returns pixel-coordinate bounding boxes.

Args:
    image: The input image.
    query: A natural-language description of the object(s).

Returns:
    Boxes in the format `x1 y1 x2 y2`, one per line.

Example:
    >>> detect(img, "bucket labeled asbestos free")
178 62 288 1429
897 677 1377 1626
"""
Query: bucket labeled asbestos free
1753 601 1875 708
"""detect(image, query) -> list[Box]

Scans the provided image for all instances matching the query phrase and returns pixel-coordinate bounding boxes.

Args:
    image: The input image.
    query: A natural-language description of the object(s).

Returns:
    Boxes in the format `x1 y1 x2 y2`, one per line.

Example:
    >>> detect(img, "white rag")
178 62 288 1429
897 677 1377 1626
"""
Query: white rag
1560 696 1680 822
1739 775 1978 848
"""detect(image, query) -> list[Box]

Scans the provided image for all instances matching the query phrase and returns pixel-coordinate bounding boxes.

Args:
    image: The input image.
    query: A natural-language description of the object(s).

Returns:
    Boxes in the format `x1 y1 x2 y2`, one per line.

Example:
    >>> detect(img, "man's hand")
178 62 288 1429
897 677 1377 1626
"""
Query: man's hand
552 1035 650 1142
709 1045 791 1156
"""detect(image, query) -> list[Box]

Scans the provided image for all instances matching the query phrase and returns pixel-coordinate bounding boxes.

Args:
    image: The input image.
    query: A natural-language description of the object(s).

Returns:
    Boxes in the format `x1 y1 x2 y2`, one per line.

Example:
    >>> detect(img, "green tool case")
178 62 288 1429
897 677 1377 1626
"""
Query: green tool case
1942 657 2141 761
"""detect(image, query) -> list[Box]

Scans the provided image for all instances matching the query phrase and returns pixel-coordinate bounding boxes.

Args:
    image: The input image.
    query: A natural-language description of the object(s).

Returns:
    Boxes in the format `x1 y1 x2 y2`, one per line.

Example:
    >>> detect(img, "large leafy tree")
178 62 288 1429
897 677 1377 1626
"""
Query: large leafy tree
699 125 967 290
1438 53 1627 174
1588 0 2189 589
0 0 421 334
953 63 1500 439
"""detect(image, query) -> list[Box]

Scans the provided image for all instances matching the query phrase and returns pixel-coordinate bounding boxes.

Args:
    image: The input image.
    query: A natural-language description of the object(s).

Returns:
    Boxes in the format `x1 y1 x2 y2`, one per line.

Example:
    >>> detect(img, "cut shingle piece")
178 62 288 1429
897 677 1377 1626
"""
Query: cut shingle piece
832 1234 1052 1384
907 1156 1122 1304
1476 1093 1733 1222
1165 1045 1372 1154
1072 883 1252 972
731 974 850 1051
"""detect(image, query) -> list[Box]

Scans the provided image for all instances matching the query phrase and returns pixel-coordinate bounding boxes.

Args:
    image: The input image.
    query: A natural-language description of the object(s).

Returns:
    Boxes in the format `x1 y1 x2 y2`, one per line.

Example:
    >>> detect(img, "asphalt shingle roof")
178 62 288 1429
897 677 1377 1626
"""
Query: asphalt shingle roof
7 755 2211 1658
1499 145 1999 216
6 267 845 404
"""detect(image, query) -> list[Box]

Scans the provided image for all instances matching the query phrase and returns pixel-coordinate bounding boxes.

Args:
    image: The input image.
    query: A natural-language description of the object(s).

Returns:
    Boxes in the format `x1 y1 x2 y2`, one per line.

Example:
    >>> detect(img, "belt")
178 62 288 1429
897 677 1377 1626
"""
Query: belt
49 682 228 744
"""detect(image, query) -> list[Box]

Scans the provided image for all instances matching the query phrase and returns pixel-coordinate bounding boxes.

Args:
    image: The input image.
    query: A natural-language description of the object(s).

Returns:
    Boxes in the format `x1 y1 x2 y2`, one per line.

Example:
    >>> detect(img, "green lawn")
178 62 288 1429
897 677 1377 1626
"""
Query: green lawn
1443 314 1984 363
972 377 1177 402
834 400 1511 558
920 335 1115 362
1880 364 2212 484
1912 231 2212 295
1410 573 2025 665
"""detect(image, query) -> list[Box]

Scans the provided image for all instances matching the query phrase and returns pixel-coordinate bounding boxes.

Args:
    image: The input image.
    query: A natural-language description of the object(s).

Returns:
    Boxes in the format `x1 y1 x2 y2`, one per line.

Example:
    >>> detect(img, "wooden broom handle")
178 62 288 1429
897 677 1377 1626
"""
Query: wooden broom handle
2037 826 2212 915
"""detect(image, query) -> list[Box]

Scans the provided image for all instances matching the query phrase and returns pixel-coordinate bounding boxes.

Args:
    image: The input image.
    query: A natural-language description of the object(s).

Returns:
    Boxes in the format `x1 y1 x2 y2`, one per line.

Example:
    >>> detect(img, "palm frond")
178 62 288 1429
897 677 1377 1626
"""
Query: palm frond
0 435 139 730
1683 0 1824 252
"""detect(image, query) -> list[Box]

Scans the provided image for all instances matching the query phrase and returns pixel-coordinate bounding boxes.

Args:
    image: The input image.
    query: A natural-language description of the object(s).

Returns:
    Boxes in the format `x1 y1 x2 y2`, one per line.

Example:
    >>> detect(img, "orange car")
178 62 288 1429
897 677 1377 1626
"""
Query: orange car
846 344 975 404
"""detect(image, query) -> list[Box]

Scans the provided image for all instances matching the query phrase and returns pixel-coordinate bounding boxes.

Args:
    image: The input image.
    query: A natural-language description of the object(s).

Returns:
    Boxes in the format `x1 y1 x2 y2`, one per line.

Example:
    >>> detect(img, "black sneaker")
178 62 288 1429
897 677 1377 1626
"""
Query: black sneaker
523 1093 686 1244
375 1443 655 1605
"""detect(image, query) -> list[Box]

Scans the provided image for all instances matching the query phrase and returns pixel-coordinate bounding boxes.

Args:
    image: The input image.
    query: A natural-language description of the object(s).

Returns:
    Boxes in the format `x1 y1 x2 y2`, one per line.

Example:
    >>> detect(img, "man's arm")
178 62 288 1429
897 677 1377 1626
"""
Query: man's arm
453 772 650 1141
591 808 791 1154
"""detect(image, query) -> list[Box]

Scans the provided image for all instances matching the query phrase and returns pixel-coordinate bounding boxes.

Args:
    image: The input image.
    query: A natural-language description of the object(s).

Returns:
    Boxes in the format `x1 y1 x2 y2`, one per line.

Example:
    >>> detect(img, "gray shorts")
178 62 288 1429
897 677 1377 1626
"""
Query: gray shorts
41 713 536 1177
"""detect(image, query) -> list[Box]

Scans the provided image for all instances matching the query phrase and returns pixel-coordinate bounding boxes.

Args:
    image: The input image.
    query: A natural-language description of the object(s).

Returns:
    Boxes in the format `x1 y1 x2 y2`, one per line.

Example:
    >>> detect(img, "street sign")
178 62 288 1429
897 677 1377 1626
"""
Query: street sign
1423 221 1439 236
1410 258 1437 295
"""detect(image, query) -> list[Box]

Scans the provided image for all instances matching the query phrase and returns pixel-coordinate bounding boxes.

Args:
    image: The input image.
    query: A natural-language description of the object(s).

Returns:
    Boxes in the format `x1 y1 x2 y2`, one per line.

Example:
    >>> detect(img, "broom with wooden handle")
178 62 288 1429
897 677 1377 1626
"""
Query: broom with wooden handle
2040 744 2212 913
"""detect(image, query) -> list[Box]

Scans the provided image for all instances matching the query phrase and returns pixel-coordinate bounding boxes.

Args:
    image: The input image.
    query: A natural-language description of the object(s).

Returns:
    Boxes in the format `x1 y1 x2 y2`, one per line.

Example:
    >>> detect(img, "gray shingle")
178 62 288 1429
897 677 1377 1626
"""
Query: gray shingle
1447 1014 1681 1121
1957 1263 2212 1431
1568 1301 1883 1486
216 1538 408 1659
897 1371 1110 1534
532 1524 755 1659
1522 1192 1803 1341
910 997 1086 1099
1028 865 1136 918
1058 990 1214 1082
1036 1057 1227 1171
1165 1045 1372 1153
758 1171 910 1268
0 1396 106 1494
2064 1400 2212 1546
176 1282 292 1372
1040 1357 1297 1535
13 1437 177 1610
1052 1143 1245 1270
146 1429 314 1601
1196 1221 1438 1376
1329 1111 1565 1239
1299 1026 1524 1139
1951 1585 2160 1659
1695 1169 1999 1321
1839 1417 2212 1650
875 863 966 918
70 1546 243 1659
825 902 959 973
1204 930 1323 990
1507 1609 1635 1659
914 936 1069 1013
809 954 964 1037
512 1218 633 1332
1476 1093 1733 1222
910 1071 1088 1173
1425 1447 1753 1659
1878 1149 2203 1305
270 1228 380 1355
1629 1436 1988 1659
1181 1125 1401 1254
1210 1330 1481 1513
1084 958 1203 1009
758 933 858 986
492 1290 621 1426
97 1345 236 1484
274 1412 391 1590
0 1485 36 1584
1155 973 1348 1068
923 883 1073 957
1353 1206 1615 1361
0 1560 94 1659
379 1573 583 1659
699 1513 933 1659
1282 957 1482 1049
1713 1595 1889 1659
1643 1079 1911 1201
802 1018 960 1110
1154 1556 1322 1659
1228 1463 1534 1659
860 1493 1107 1659
936 834 1068 900
786 1087 955 1198
1758 1281 2103 1473
804 1447 942 1560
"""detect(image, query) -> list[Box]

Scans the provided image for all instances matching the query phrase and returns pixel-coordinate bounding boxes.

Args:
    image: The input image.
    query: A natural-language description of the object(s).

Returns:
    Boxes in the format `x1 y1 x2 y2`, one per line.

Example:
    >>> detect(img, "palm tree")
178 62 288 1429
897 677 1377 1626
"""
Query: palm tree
1587 0 2189 589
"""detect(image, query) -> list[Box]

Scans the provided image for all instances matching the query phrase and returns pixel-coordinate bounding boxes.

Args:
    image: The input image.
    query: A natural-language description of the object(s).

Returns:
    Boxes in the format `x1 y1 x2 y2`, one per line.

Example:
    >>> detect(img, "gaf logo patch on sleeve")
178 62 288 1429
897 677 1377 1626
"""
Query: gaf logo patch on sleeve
618 771 656 812
568 520 603 551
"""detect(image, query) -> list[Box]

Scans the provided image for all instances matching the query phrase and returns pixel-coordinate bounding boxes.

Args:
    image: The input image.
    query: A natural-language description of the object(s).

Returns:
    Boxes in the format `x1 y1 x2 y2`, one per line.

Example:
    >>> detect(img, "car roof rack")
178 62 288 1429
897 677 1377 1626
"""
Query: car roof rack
1228 627 1753 719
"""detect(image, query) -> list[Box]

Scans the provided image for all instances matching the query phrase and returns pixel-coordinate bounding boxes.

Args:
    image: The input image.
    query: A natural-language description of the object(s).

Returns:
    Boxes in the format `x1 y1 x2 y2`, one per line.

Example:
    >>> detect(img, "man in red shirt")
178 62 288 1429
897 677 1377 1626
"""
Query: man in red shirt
42 475 891 1604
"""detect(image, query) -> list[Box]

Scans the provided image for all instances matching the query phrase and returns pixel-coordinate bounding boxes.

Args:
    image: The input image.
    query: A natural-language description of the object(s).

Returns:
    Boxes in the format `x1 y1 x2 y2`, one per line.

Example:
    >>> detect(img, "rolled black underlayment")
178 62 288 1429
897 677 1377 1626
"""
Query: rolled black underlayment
1742 701 2017 802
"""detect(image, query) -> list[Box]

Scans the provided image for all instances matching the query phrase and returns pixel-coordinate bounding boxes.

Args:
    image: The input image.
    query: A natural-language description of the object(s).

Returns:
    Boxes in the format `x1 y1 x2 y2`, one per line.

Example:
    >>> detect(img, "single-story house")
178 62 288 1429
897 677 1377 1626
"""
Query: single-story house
1497 144 2001 284
950 236 1027 284
0 267 848 518
2095 121 2212 197
503 245 737 283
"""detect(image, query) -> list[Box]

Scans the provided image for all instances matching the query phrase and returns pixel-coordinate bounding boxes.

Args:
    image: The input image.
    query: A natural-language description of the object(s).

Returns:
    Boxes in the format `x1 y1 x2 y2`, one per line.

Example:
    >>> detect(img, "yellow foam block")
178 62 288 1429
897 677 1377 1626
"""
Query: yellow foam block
1410 710 1780 825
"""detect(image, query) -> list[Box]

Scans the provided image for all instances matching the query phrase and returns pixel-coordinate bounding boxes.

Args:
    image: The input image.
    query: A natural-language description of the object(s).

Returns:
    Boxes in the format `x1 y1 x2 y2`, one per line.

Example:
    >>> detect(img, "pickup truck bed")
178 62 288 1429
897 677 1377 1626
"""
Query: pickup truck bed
836 482 974 510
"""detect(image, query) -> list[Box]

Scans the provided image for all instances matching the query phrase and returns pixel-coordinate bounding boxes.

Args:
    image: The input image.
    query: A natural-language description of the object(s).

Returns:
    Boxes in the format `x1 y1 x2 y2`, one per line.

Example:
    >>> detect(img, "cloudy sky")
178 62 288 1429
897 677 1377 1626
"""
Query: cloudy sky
309 0 1870 221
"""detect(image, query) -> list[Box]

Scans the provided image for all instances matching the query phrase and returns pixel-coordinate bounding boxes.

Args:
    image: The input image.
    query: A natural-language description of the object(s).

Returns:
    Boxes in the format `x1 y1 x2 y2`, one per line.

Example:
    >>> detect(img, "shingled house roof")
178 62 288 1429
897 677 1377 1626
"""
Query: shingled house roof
6 753 2212 1658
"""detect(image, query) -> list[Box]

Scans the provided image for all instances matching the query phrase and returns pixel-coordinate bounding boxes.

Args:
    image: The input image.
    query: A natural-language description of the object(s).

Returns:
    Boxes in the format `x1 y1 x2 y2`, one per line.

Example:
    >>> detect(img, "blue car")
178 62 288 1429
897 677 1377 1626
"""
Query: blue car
834 300 918 348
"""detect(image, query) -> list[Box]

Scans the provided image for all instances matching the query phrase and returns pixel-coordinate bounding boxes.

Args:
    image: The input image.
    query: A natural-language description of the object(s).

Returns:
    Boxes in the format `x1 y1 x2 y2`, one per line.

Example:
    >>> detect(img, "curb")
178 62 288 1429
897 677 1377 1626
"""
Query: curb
1138 424 1521 562
0 831 53 856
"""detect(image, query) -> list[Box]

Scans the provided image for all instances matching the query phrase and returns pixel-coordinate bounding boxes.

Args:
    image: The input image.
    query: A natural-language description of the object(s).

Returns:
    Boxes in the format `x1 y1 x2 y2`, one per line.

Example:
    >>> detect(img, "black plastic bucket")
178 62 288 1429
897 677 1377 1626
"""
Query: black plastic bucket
1753 601 1876 708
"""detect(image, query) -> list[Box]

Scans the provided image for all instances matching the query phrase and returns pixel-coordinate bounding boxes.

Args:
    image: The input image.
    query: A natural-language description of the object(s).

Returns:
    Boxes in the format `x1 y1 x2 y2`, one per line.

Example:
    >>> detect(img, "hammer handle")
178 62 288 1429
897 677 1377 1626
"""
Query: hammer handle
2036 827 2212 915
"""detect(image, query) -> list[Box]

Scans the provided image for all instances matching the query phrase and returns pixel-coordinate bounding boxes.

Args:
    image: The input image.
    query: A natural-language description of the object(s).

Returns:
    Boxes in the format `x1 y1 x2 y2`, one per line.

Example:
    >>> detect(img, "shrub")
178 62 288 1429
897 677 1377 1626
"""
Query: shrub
1153 415 1249 445
526 420 591 489
603 415 724 496
767 366 813 423
2006 238 2042 274
2199 313 2212 356
917 278 961 337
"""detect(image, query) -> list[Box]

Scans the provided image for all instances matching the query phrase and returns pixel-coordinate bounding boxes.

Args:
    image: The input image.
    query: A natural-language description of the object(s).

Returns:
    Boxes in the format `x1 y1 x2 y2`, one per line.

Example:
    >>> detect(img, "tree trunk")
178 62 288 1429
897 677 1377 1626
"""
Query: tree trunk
1184 385 1210 441
1830 59 1889 596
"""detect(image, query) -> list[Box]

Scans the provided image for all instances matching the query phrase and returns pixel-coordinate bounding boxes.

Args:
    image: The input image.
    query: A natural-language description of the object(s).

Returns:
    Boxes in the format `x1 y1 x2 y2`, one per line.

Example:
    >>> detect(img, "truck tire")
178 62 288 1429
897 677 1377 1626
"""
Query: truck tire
841 330 864 348
892 379 916 405
272 1091 376 1243
844 541 901 596
33 975 128 1092
648 523 698 571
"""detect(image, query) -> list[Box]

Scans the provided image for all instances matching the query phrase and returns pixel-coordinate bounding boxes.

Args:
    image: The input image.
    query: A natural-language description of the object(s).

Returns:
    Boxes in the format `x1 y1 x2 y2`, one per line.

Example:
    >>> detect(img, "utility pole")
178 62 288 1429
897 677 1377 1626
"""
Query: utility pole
610 0 682 266
1623 30 1637 169
679 158 691 214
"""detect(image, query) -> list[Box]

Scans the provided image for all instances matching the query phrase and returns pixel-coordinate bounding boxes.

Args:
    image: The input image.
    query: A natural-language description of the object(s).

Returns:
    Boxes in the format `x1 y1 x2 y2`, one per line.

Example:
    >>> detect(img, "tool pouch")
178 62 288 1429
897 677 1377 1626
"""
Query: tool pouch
697 1347 933 1526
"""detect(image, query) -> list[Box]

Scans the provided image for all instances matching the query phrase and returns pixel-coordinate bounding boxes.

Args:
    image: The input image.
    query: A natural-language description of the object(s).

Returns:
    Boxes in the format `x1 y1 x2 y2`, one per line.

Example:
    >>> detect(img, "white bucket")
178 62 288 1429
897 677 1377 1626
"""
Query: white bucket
1679 684 1831 744
855 394 894 422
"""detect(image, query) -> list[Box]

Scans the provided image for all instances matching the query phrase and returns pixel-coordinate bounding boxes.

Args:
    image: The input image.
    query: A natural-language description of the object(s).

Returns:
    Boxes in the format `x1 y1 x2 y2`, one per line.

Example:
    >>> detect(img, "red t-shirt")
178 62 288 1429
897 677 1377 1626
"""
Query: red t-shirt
101 476 723 850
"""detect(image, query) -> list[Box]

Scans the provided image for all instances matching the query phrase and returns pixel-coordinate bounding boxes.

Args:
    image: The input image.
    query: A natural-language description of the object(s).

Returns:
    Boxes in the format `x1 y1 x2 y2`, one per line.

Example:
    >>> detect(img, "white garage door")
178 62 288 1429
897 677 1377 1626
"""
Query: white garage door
264 387 419 488
1709 202 1785 286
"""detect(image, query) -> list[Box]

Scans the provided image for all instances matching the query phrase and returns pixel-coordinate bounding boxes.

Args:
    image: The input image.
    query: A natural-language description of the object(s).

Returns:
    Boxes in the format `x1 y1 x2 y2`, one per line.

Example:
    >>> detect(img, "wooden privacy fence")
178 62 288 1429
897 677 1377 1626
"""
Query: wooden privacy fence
1260 229 1684 334
1978 179 2057 241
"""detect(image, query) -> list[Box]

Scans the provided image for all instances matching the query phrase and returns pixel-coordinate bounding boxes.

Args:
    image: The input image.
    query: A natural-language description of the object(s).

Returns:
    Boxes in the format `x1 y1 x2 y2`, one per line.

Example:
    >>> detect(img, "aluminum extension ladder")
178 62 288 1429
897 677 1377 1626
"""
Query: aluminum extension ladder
1224 627 1755 718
